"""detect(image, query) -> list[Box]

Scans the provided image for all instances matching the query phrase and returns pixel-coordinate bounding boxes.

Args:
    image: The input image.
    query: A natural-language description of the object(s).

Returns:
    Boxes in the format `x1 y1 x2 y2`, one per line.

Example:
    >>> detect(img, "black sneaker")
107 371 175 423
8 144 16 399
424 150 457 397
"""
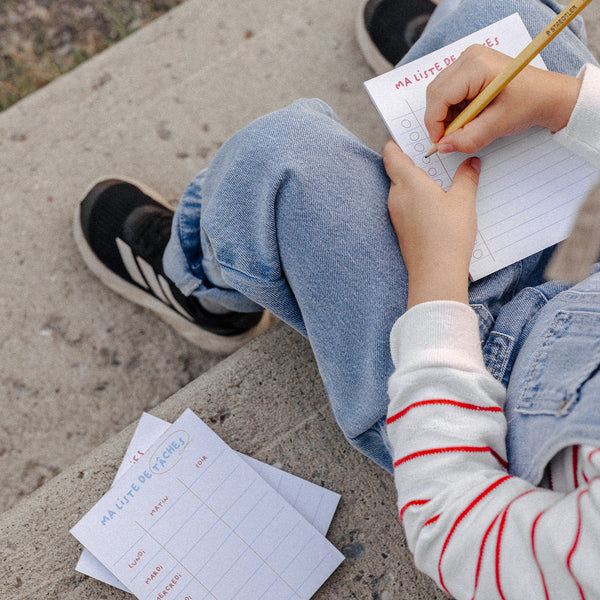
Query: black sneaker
356 0 436 74
73 177 271 354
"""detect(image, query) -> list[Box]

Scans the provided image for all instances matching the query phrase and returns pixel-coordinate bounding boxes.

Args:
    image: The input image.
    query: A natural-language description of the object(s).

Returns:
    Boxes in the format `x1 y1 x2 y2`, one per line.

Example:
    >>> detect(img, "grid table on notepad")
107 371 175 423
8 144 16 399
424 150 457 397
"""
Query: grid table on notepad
390 101 453 189
111 449 339 600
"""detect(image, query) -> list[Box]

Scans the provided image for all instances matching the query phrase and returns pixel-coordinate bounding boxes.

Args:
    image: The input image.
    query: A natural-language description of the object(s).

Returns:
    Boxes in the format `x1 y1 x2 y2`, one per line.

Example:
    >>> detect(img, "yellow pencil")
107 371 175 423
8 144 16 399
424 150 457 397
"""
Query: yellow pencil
425 0 593 157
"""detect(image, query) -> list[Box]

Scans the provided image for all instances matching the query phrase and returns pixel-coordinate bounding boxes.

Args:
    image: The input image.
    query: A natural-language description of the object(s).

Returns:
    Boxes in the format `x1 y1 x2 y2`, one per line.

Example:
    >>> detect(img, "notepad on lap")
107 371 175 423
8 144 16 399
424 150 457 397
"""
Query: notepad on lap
364 13 599 280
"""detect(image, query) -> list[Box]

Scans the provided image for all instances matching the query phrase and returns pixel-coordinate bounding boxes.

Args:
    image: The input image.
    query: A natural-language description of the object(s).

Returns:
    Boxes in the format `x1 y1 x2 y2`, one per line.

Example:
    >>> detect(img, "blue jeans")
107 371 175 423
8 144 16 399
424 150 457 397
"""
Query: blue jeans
164 0 598 475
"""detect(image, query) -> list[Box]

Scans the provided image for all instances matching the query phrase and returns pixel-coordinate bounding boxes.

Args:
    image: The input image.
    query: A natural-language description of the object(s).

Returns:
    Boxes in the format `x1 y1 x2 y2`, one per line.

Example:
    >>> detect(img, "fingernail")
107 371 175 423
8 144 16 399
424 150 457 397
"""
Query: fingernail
470 157 482 174
437 143 455 154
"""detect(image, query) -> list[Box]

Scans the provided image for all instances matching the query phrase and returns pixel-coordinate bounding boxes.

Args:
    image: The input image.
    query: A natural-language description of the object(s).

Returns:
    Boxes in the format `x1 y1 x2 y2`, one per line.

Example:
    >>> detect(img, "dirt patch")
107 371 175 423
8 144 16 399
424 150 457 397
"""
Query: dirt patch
0 0 184 111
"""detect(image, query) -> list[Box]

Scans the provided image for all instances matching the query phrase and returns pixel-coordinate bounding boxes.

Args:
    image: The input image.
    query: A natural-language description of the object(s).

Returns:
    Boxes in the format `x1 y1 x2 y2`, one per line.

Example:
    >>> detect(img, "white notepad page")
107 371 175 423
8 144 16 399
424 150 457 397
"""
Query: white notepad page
76 413 341 593
364 13 599 280
71 409 344 600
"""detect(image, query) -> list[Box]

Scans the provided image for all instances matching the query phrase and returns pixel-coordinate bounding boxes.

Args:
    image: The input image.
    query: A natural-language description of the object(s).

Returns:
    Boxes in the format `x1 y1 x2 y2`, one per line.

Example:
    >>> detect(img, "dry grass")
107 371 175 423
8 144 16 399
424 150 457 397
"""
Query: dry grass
0 0 184 111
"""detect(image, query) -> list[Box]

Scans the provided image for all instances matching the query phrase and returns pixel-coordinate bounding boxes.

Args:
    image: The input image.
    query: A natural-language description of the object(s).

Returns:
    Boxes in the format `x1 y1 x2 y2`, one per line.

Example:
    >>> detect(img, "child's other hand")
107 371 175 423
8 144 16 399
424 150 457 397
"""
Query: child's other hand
425 45 581 154
383 140 480 309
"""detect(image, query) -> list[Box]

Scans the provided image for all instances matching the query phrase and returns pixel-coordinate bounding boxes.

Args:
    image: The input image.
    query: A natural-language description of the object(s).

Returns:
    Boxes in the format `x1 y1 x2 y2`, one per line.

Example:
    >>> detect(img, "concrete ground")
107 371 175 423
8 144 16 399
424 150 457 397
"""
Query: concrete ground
0 0 394 517
1 0 600 598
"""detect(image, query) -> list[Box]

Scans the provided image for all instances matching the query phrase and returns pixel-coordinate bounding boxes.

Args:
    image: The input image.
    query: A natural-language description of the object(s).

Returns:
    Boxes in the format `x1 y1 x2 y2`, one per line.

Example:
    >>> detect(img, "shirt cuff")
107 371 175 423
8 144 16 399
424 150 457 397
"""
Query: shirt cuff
389 300 487 374
554 63 600 163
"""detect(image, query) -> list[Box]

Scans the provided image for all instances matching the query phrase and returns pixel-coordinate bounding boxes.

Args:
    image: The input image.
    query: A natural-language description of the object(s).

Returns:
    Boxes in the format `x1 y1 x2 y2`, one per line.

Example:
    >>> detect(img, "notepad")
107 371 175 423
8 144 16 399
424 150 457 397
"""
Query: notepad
75 413 342 594
71 410 344 599
364 13 599 280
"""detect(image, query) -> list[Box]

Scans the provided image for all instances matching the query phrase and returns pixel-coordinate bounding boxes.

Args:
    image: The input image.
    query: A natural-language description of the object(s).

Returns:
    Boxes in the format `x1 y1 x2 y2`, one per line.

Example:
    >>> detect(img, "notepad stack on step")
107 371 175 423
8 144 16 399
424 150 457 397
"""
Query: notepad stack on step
71 410 344 600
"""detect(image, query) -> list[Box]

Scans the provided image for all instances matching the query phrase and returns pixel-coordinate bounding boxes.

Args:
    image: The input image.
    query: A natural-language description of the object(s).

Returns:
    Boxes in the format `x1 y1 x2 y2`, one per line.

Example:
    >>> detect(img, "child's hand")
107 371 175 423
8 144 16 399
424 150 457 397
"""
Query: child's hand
383 140 480 309
425 45 581 154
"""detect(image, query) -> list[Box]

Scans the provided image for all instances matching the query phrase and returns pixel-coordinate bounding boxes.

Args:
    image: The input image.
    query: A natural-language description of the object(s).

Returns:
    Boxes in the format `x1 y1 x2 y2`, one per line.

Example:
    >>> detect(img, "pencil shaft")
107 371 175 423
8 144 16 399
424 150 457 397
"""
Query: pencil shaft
443 0 593 137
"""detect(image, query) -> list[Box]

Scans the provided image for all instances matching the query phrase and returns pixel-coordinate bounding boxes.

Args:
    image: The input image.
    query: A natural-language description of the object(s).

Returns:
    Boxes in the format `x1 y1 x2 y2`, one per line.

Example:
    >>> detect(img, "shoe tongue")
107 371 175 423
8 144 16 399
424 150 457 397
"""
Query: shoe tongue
123 206 172 263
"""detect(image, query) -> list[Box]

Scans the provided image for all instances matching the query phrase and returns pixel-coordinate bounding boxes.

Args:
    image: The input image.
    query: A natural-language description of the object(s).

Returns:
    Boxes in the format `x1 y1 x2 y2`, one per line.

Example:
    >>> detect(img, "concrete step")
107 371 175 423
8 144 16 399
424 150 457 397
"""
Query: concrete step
0 323 442 599
2 0 600 597
0 0 388 515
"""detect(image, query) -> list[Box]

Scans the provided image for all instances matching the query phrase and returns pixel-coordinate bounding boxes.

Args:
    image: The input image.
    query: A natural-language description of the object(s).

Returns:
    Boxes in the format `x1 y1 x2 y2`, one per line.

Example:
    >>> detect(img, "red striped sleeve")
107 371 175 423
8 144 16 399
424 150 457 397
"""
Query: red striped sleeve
573 446 580 488
438 475 513 595
531 510 550 600
423 514 441 528
394 446 508 470
400 499 430 523
588 448 600 465
472 514 501 600
387 398 503 425
495 490 537 600
567 489 589 600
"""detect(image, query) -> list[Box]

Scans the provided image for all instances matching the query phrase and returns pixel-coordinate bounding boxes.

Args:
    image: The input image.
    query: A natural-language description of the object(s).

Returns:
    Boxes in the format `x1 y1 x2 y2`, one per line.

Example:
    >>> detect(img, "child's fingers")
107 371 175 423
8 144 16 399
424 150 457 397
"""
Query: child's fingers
448 157 481 202
438 102 513 154
382 139 416 183
424 46 517 147
424 47 496 143
383 139 438 193
425 73 476 144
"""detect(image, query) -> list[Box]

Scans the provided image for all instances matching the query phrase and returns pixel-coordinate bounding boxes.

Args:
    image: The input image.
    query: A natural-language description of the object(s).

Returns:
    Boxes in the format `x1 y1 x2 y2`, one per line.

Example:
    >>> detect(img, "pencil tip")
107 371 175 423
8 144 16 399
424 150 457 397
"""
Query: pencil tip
425 144 438 158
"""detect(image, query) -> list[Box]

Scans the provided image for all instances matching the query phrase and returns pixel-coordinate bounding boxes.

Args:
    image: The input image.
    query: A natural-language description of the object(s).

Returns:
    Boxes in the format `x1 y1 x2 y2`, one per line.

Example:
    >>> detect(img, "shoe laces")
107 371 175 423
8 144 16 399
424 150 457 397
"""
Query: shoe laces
124 206 173 263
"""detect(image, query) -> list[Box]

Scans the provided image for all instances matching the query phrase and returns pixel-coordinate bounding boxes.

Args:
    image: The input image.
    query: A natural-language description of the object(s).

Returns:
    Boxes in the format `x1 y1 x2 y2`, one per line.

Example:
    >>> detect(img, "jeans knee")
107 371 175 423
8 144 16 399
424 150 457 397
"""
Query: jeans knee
237 98 362 170
199 97 390 284
208 97 387 214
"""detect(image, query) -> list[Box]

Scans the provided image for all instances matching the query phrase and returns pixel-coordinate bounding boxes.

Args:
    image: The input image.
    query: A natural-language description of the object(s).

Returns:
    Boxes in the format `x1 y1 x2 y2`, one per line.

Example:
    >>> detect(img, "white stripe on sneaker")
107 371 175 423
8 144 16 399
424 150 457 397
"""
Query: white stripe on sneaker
158 275 193 320
116 237 192 321
116 238 149 289
137 256 171 305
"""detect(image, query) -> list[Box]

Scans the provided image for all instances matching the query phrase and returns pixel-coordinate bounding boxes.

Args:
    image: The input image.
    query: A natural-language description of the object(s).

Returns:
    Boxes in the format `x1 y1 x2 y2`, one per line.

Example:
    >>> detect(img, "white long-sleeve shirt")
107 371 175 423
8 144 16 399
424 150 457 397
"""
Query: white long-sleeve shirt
387 301 600 599
386 64 600 599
